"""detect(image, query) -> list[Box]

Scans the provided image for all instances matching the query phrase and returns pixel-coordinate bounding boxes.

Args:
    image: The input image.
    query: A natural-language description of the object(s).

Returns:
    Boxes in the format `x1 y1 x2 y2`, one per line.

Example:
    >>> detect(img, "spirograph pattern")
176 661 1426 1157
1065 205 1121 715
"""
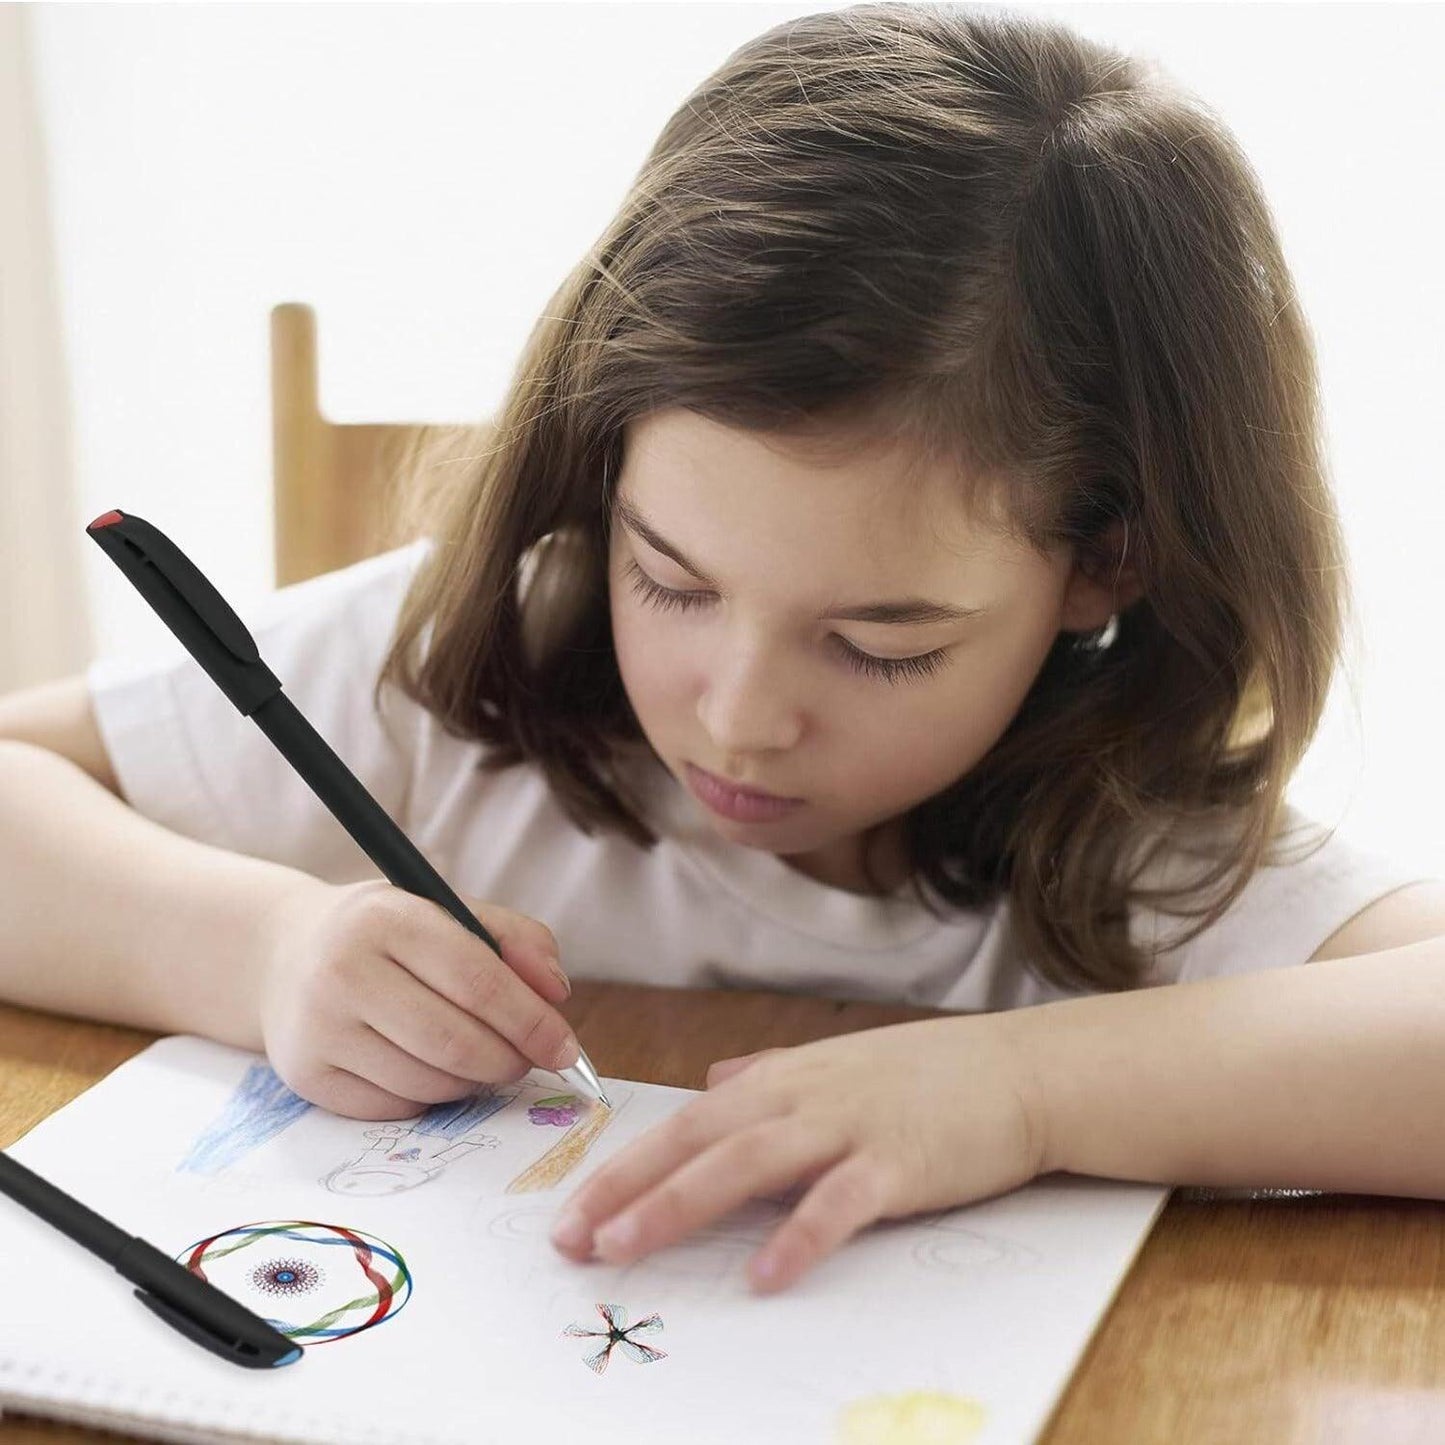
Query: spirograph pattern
250 1255 323 1297
176 1219 413 1345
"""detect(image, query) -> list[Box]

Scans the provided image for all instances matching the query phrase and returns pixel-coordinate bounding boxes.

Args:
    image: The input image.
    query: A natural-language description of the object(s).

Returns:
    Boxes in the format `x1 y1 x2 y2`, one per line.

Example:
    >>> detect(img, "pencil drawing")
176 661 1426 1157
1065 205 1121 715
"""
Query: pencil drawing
320 1086 520 1196
910 1218 1043 1275
177 1064 593 1182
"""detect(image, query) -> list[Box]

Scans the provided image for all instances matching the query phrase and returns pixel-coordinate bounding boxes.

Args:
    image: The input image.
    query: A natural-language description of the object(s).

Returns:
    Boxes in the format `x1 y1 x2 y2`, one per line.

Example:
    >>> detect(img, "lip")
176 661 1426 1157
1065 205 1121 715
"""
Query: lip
685 764 804 823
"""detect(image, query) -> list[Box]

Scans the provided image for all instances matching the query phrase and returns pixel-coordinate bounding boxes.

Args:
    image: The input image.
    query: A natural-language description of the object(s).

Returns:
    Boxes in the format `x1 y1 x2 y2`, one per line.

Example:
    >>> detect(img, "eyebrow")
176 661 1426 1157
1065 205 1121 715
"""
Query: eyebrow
614 496 987 626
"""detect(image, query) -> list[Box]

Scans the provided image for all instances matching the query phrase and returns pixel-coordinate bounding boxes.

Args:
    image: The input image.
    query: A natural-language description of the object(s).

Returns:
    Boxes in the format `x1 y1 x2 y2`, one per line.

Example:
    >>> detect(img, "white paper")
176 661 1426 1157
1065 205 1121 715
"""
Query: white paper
0 1036 1167 1444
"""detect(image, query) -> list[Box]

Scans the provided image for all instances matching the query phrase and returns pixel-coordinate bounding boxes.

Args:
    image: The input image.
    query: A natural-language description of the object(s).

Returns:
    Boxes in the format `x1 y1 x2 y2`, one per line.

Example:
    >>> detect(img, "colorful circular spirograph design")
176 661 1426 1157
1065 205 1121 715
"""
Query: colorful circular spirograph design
175 1220 412 1345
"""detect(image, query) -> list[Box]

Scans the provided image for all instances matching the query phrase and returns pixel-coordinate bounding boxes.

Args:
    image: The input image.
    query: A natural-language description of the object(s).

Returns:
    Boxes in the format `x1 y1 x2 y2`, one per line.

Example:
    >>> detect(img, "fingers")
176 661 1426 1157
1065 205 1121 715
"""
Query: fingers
460 896 571 1005
304 1062 429 1121
705 1050 773 1088
553 1101 741 1258
588 1119 843 1268
347 1017 507 1103
351 951 559 1090
744 1154 893 1293
379 893 579 1077
551 1087 841 1253
569 1140 890 1296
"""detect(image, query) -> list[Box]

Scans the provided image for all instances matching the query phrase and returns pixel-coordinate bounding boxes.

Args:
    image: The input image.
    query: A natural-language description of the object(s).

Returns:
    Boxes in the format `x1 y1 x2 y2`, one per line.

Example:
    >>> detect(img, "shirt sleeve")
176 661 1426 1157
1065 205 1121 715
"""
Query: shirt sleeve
86 540 435 884
1134 804 1440 985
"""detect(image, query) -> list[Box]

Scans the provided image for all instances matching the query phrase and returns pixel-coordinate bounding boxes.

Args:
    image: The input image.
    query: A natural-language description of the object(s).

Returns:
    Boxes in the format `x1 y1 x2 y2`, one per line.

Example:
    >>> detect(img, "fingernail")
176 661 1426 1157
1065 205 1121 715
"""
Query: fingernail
594 1215 640 1259
555 1033 580 1071
551 1210 592 1254
548 963 572 998
751 1252 780 1288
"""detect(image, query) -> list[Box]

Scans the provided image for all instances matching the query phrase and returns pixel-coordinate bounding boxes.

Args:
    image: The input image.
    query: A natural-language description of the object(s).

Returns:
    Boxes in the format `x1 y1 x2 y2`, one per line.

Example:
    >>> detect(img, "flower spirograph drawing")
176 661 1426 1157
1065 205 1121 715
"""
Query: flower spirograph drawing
175 1219 413 1345
562 1302 667 1374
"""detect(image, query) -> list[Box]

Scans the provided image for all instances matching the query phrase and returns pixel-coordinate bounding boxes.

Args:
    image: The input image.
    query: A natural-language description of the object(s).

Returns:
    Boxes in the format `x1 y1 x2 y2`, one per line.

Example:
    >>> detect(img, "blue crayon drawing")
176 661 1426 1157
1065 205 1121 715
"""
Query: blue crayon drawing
177 1060 530 1195
412 1087 519 1140
177 1061 313 1175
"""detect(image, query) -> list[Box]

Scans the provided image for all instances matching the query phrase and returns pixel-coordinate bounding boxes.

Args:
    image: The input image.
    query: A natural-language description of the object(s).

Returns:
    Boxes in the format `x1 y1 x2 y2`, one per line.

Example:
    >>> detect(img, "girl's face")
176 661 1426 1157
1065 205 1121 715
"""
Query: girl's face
606 408 1110 895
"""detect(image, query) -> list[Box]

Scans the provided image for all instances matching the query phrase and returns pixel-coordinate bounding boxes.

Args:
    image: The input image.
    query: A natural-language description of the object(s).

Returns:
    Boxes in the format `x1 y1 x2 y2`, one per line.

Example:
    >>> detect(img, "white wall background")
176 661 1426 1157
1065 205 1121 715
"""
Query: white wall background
27 1 1445 877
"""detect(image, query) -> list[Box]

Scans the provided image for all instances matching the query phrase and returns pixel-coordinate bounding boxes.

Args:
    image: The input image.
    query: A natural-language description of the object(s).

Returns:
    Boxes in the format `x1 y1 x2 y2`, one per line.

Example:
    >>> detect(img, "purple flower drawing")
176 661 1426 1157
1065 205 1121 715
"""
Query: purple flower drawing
529 1094 581 1127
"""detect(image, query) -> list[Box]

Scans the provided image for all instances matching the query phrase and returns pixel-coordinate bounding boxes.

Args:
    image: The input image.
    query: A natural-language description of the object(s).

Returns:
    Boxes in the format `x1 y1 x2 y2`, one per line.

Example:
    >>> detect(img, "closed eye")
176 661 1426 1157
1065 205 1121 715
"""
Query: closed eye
622 561 953 686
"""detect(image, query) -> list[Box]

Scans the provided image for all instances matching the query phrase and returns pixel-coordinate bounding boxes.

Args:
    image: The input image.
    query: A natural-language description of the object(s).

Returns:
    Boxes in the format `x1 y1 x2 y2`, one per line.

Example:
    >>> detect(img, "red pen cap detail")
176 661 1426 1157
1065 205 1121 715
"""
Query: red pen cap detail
88 510 125 530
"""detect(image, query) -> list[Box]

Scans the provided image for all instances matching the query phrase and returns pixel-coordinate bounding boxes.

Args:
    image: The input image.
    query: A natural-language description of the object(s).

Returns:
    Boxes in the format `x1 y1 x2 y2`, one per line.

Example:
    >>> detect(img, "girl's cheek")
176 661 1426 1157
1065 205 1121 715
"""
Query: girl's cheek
611 601 691 702
642 637 697 705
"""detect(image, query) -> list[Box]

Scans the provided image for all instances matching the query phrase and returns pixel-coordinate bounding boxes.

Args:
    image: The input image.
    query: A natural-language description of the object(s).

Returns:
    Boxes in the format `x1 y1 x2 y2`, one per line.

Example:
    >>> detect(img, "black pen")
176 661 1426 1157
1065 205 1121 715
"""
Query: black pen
0 1149 300 1368
85 508 609 1109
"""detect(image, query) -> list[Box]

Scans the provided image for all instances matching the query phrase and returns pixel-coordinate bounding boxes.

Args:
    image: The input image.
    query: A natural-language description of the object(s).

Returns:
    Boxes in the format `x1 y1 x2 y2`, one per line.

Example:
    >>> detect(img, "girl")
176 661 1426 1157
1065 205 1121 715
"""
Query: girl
2 4 1442 1298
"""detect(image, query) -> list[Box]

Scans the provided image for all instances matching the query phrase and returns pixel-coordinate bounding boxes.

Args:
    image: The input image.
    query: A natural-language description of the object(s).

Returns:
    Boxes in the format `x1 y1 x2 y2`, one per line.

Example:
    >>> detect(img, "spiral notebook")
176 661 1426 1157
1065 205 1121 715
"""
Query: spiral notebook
0 1035 1168 1445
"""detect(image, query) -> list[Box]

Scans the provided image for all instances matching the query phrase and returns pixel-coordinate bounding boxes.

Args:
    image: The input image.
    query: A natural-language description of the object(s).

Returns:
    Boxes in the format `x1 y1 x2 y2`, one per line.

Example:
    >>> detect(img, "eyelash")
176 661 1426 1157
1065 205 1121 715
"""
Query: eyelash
623 561 952 686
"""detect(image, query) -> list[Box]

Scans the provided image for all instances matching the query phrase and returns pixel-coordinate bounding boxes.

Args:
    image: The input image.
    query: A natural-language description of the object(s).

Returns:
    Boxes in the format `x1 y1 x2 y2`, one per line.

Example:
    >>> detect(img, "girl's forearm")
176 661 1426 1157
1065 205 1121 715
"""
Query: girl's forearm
1008 938 1445 1198
0 739 319 1049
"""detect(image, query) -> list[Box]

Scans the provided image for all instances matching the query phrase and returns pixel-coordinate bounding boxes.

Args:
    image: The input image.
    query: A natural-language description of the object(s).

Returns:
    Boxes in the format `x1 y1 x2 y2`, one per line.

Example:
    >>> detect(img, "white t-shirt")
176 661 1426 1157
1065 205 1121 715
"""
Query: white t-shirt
86 540 1434 1012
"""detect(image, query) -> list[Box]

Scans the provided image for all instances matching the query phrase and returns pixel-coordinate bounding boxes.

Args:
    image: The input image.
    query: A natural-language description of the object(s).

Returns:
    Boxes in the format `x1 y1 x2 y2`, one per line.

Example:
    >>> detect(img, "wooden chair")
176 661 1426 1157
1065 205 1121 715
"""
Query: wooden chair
270 302 486 585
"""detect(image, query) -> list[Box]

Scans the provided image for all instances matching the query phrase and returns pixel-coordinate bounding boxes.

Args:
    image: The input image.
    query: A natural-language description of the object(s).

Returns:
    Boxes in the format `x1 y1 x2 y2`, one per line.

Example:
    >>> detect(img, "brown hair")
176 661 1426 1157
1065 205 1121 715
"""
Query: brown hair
376 2 1355 992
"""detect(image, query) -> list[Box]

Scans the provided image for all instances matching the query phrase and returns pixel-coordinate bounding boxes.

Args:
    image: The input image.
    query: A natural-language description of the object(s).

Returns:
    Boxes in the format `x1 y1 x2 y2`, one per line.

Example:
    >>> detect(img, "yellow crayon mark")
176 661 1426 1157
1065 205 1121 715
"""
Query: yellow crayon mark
506 1099 617 1193
835 1391 987 1445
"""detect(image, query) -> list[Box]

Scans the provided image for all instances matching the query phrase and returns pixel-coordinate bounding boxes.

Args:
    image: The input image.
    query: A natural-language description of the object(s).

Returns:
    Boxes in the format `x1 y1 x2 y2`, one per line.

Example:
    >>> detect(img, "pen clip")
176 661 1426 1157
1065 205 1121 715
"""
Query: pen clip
88 509 263 666
133 1288 300 1370
87 508 282 716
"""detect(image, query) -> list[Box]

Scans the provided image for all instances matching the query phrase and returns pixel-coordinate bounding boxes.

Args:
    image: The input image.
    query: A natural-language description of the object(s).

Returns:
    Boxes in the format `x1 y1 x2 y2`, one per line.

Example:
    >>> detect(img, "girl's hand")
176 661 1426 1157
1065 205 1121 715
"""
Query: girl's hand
549 1015 1047 1293
256 877 577 1119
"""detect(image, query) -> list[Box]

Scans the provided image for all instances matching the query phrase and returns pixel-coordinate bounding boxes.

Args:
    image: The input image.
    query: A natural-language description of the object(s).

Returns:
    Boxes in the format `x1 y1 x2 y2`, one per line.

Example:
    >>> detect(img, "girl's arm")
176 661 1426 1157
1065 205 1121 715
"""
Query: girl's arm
0 739 316 1048
0 739 581 1121
1021 937 1445 1197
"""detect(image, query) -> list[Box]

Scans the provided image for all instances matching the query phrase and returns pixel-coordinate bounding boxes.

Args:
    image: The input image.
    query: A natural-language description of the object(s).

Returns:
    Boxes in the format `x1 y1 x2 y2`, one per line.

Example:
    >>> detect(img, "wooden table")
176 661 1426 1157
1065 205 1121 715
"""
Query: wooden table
4 984 1443 1444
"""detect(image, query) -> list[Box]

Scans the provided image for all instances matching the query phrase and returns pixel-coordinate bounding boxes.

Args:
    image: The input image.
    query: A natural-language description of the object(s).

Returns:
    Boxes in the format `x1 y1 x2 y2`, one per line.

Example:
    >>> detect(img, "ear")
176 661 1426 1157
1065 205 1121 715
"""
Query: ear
1058 518 1144 635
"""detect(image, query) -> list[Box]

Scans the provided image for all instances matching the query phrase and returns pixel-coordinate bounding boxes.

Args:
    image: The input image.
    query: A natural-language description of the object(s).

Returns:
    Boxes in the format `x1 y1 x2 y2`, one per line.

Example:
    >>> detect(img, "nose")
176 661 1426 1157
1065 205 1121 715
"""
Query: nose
695 635 804 756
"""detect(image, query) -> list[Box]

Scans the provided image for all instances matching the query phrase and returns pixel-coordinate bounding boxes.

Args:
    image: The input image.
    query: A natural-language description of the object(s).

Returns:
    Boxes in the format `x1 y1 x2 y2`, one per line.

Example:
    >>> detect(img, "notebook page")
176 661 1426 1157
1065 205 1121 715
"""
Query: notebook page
0 1035 1168 1444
